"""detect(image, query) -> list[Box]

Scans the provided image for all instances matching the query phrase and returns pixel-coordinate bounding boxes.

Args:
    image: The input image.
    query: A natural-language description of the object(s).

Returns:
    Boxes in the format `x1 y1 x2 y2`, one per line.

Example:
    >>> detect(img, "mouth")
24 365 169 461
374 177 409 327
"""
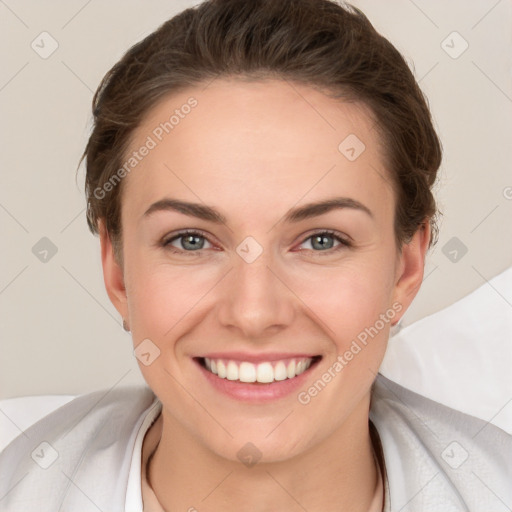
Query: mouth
194 355 322 385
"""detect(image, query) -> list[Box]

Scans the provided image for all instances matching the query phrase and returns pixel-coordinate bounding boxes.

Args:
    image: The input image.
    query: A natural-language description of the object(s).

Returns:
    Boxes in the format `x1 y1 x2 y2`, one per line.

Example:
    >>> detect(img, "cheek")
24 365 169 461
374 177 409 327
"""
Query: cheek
293 257 397 343
126 256 221 338
125 260 220 389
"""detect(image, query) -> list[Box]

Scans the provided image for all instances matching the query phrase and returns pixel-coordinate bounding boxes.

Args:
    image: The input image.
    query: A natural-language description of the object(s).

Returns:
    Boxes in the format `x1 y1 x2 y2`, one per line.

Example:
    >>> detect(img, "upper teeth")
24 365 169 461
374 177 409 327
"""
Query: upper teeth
204 357 313 383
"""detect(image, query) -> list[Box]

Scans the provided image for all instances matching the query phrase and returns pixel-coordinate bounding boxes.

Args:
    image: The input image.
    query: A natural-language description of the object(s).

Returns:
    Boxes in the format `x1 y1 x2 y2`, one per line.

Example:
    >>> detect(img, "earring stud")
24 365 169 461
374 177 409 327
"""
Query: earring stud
123 319 130 332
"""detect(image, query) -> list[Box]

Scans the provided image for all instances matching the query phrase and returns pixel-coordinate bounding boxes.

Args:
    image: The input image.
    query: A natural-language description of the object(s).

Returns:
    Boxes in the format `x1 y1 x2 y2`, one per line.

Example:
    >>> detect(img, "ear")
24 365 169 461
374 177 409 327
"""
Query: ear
391 220 431 325
99 220 128 321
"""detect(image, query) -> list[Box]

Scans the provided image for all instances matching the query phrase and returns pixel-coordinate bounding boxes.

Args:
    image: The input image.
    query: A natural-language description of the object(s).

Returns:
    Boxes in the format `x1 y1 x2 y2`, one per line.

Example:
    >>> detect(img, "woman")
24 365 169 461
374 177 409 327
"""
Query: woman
1 0 510 511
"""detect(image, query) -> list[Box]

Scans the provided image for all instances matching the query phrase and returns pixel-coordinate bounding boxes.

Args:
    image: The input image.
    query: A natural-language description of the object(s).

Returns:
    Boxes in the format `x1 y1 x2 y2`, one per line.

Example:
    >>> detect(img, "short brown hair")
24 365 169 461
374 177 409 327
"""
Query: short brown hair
80 0 442 259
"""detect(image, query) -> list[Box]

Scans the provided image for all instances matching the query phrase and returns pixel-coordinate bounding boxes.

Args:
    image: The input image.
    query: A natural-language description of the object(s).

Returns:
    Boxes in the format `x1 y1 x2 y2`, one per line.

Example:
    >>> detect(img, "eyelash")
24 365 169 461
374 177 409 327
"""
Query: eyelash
161 229 352 257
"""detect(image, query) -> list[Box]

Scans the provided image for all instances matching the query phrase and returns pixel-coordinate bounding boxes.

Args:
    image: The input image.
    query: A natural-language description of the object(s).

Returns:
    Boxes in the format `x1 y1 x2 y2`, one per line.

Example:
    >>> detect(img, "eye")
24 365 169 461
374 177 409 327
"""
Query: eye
162 230 213 254
297 230 351 255
161 229 351 256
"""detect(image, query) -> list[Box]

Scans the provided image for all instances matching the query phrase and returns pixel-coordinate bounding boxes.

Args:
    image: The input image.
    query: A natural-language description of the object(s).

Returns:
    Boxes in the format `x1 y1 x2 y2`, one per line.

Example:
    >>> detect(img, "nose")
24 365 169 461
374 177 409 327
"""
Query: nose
216 246 296 340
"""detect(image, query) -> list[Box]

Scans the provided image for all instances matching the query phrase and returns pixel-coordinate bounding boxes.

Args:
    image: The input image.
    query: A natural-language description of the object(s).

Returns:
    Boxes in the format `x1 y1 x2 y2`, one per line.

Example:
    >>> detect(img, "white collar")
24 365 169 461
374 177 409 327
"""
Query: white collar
125 396 162 512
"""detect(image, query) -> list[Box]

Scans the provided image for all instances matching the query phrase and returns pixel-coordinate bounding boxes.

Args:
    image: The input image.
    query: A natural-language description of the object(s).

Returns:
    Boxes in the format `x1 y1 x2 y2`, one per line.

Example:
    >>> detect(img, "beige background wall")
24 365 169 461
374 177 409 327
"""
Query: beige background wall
1 0 511 399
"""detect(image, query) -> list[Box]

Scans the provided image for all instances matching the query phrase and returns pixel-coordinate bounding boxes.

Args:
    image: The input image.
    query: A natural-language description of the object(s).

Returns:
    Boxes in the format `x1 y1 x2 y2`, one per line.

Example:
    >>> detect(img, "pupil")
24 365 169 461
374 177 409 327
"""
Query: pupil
313 235 333 250
184 235 203 250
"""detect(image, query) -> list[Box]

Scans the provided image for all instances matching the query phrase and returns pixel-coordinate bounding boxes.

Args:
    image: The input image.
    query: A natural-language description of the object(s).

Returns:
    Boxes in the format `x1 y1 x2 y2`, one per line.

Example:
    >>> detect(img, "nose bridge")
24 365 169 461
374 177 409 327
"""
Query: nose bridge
216 239 294 337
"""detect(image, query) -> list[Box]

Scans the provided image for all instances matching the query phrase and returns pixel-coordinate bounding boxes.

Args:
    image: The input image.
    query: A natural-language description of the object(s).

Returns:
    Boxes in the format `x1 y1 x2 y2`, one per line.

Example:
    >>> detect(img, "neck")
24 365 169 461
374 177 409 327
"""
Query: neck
144 395 381 512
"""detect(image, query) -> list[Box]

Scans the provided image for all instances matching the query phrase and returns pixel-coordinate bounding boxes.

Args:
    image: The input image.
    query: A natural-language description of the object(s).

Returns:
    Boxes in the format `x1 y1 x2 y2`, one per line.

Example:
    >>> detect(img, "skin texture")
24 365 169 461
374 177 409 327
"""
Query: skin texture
99 78 429 511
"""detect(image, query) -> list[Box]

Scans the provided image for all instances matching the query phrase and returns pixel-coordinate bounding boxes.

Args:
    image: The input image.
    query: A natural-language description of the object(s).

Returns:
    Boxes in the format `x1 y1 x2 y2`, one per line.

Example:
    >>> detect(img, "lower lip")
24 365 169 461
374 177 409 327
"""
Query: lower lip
194 357 321 403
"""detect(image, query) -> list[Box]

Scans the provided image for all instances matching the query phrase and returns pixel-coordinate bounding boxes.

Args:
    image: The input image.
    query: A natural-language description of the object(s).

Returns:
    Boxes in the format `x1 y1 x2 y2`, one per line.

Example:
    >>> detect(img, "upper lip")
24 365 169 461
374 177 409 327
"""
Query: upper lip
195 352 321 363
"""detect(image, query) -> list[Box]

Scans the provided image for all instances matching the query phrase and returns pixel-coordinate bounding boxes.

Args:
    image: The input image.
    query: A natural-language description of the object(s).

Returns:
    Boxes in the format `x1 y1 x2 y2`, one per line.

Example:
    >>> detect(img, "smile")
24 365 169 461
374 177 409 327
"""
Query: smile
199 356 322 384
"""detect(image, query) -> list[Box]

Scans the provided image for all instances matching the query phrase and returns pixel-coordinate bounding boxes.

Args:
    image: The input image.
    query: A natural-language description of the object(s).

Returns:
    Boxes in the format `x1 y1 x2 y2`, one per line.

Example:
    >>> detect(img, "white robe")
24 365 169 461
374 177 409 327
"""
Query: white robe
0 373 510 512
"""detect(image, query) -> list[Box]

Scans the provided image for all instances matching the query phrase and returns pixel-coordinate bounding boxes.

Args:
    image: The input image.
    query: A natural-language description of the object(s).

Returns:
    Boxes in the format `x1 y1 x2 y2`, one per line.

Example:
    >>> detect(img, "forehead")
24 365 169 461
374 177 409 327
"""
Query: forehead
122 78 393 222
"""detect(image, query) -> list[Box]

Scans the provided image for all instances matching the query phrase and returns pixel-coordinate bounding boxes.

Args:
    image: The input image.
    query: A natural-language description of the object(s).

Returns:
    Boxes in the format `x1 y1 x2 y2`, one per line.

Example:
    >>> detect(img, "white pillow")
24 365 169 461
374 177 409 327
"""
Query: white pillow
0 395 75 452
381 265 512 434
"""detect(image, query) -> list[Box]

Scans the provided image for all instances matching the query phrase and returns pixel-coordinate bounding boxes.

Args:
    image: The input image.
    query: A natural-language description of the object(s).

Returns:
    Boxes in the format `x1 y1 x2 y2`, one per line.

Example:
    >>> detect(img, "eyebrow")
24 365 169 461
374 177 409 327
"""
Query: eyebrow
142 196 373 224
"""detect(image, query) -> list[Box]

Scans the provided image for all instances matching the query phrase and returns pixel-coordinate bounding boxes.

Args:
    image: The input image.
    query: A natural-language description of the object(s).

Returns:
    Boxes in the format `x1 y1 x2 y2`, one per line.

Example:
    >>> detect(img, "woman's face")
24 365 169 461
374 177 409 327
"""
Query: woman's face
101 78 427 462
